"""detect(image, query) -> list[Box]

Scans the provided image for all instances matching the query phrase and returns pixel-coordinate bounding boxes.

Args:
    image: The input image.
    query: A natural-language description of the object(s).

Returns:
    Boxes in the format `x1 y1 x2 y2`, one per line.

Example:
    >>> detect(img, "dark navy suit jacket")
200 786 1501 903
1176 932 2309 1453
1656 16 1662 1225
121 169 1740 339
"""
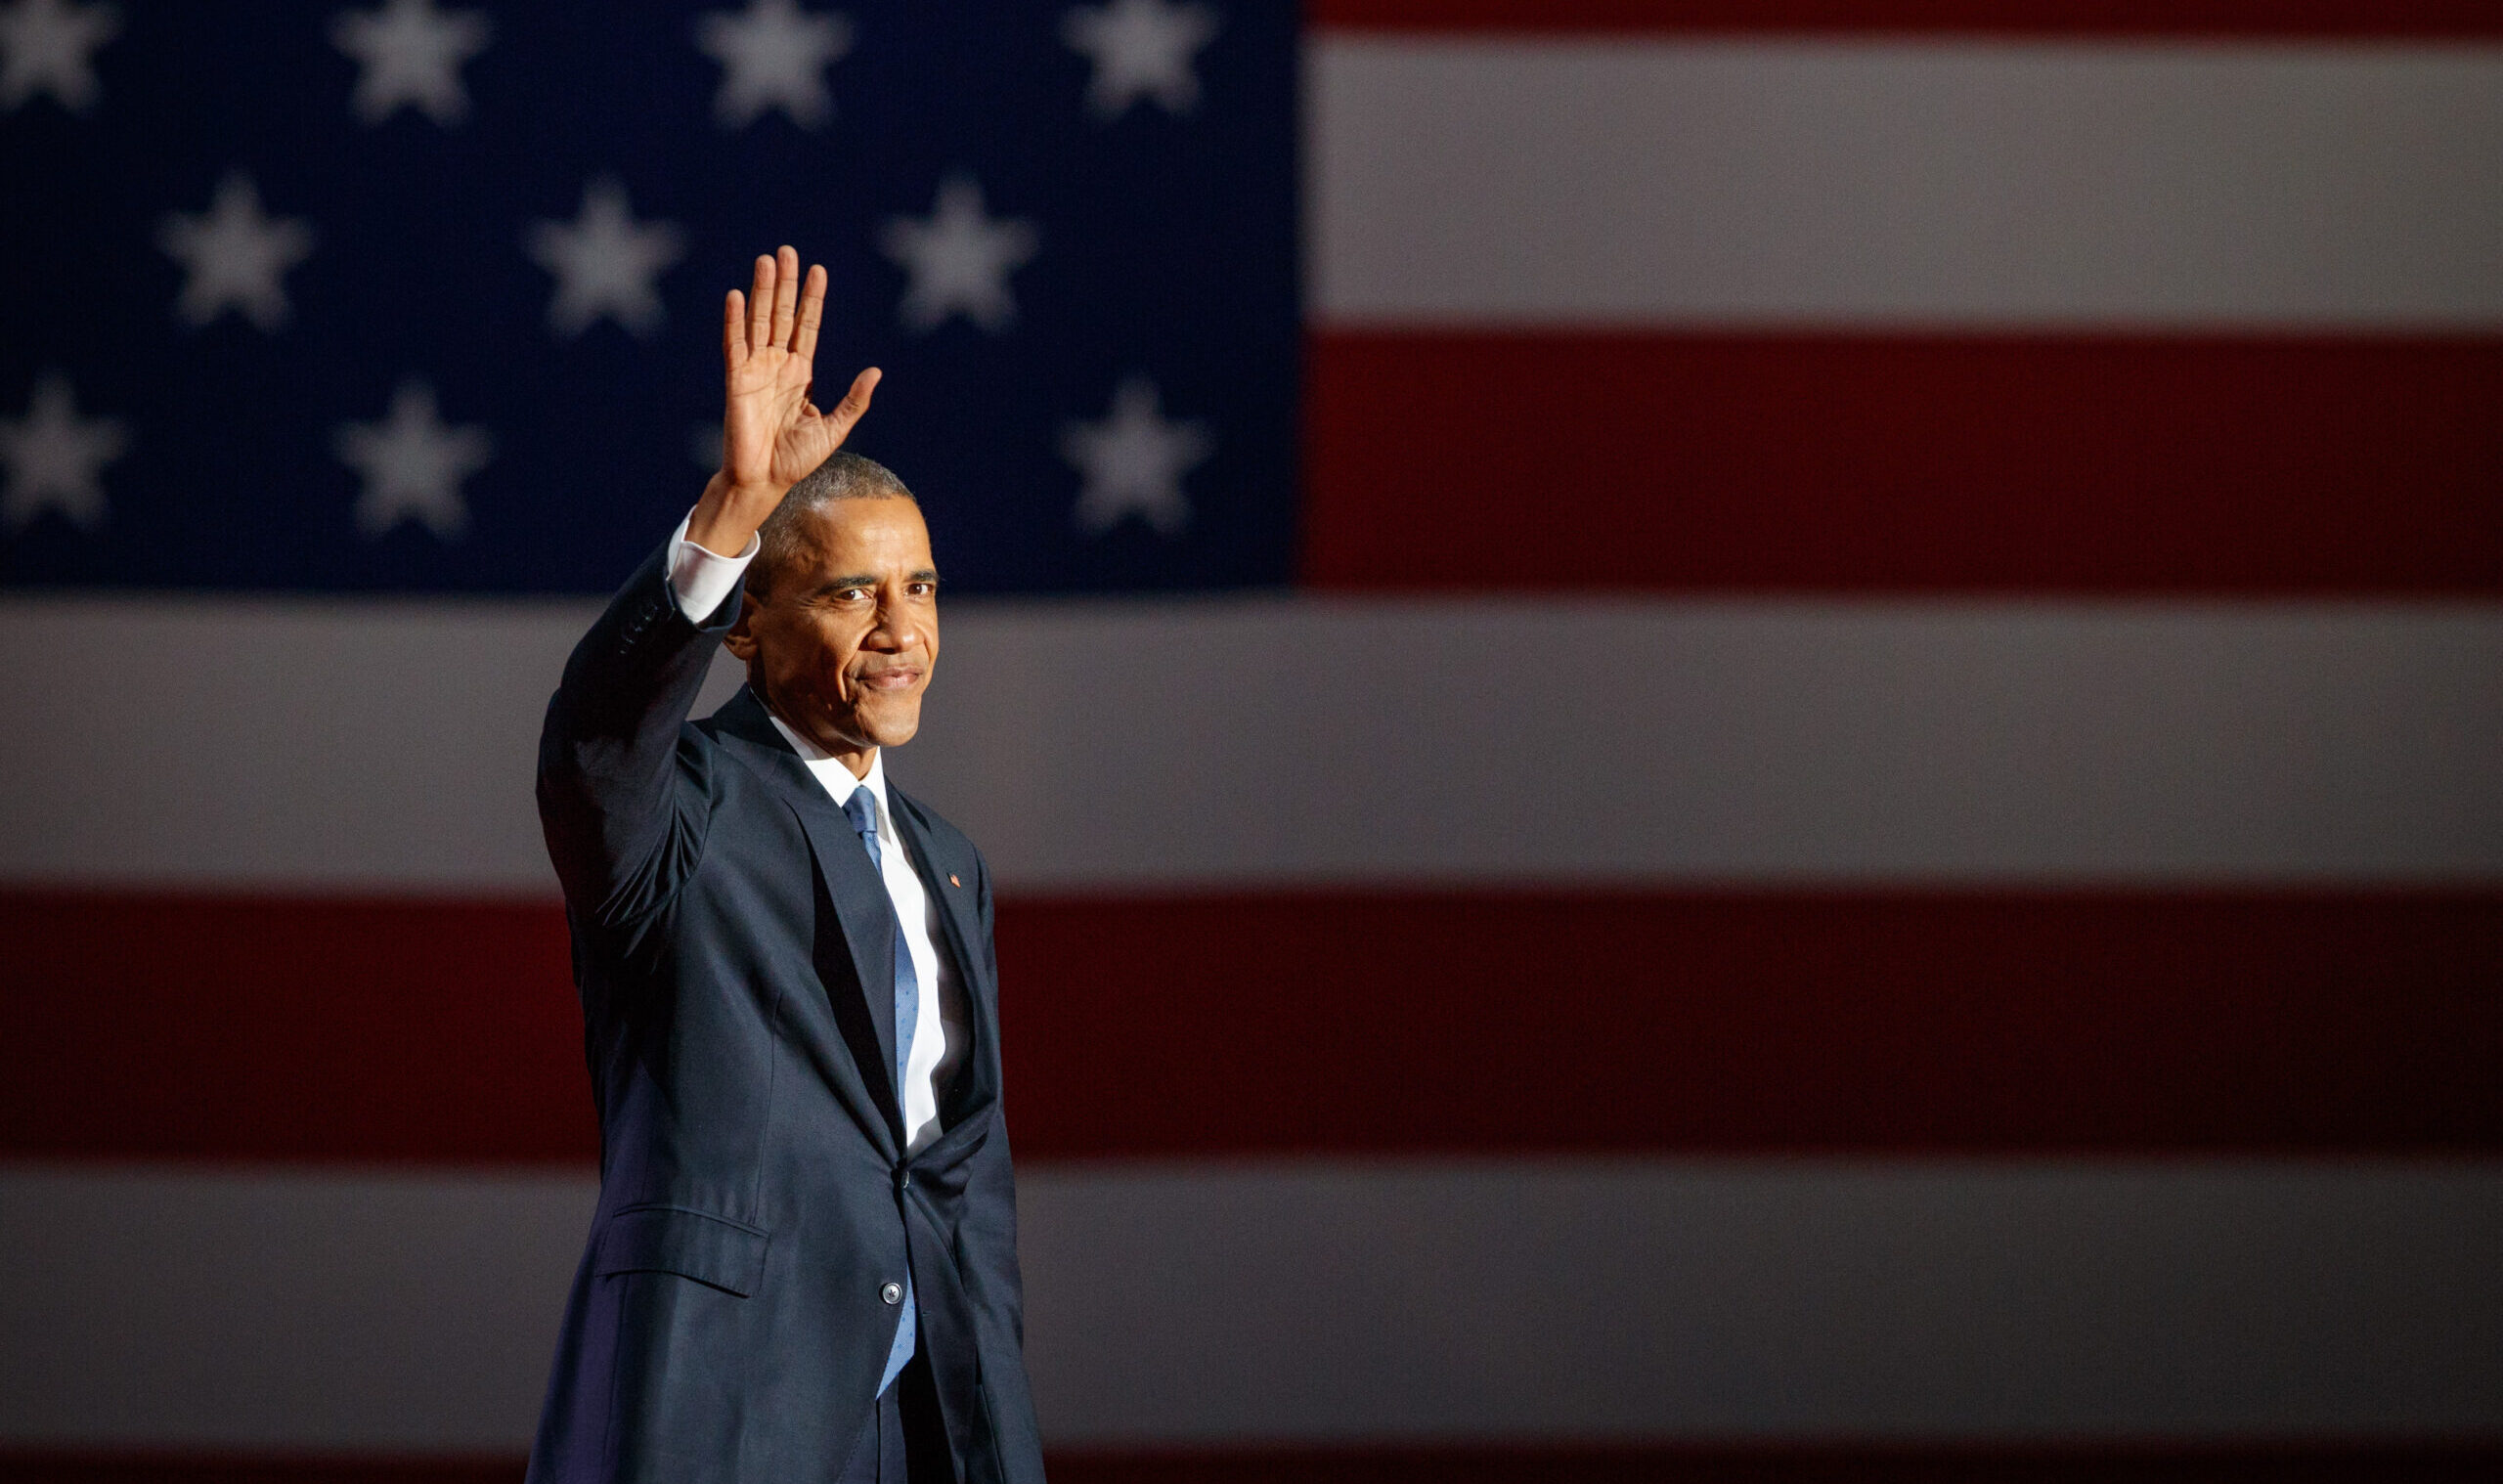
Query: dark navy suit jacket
526 541 1045 1484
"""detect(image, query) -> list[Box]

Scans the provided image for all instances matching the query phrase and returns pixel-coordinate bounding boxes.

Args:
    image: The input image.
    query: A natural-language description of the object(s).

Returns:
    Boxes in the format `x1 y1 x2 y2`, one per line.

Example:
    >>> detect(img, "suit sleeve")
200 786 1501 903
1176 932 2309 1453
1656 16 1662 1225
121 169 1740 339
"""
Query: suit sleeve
537 538 743 929
954 848 1047 1484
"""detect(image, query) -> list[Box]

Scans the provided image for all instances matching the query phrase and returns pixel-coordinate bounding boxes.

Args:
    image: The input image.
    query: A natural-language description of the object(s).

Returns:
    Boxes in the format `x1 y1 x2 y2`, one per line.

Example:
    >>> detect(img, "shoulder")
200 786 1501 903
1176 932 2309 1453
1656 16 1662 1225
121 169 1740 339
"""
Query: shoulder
690 705 774 774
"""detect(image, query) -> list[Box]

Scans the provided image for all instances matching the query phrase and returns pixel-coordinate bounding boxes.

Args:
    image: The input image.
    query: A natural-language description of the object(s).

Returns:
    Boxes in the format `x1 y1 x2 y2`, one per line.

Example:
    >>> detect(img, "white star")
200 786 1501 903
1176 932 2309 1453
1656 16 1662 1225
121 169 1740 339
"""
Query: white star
1061 0 1217 120
157 173 317 332
0 0 120 113
694 0 850 130
1063 375 1210 537
330 0 491 127
526 178 684 338
1 372 125 531
878 175 1038 333
335 380 491 540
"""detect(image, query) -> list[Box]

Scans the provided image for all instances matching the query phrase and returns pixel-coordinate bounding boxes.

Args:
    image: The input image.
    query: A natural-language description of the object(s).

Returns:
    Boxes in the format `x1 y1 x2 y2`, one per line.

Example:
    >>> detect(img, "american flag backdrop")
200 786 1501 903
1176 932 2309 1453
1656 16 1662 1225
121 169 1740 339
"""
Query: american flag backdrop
4 0 2502 1480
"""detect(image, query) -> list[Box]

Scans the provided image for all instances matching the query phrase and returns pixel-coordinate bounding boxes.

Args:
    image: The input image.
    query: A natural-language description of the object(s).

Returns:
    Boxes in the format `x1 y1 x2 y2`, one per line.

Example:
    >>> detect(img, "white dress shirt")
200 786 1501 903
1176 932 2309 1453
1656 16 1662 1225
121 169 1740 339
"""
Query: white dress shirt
667 511 755 622
668 515 969 1154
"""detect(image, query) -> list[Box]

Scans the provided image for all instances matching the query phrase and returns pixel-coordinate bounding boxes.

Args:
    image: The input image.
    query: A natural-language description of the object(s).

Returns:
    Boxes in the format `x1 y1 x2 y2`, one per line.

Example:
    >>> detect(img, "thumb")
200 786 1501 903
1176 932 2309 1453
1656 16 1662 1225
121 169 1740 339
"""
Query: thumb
827 368 880 436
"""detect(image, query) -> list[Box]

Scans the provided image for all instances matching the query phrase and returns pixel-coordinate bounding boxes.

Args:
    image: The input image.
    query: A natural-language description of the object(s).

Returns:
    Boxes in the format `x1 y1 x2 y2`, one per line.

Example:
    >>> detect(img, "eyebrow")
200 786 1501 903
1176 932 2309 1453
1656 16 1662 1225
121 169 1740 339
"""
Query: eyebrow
806 570 941 595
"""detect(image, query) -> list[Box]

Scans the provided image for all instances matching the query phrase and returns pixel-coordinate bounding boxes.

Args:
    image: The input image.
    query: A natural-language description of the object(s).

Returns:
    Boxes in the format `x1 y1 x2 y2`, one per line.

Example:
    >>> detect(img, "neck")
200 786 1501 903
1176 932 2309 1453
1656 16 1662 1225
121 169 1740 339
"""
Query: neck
758 692 877 779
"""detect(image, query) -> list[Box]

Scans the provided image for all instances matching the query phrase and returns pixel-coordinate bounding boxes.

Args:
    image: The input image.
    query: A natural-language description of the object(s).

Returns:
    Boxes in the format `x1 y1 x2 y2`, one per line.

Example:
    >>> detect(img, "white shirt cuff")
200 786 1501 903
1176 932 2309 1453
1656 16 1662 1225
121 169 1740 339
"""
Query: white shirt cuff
668 511 759 621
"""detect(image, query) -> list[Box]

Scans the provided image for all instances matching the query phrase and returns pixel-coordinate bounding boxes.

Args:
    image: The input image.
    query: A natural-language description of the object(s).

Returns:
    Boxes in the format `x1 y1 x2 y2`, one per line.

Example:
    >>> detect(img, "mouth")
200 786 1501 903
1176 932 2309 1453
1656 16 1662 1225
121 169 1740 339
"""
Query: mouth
854 667 924 693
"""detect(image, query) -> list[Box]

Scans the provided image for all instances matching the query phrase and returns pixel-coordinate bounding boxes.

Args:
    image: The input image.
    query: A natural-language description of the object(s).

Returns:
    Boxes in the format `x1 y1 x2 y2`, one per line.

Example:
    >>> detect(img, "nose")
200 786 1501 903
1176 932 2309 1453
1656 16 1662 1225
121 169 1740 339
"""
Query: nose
866 594 918 652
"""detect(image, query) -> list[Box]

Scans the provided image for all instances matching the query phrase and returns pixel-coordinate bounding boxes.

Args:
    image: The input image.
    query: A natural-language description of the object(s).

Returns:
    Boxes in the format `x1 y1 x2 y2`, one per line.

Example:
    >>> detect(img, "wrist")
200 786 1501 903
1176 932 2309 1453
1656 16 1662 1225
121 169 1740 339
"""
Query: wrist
701 469 786 506
687 474 782 554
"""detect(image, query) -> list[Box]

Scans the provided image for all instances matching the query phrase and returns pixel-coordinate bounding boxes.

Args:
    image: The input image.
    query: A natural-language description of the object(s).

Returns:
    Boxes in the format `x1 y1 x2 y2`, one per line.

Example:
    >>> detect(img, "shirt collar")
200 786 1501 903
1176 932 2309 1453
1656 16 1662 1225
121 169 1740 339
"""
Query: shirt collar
765 710 886 823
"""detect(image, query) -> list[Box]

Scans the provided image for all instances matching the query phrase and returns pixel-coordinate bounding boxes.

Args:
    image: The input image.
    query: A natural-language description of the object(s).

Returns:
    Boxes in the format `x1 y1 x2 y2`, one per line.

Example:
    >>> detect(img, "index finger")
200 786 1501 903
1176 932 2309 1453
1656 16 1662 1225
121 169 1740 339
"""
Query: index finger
723 288 747 370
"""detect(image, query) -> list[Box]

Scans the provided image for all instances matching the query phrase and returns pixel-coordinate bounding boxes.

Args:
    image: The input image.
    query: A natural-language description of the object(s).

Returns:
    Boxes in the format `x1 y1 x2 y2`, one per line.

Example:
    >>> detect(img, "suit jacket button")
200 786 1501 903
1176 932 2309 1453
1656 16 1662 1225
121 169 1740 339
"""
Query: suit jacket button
881 1282 903 1306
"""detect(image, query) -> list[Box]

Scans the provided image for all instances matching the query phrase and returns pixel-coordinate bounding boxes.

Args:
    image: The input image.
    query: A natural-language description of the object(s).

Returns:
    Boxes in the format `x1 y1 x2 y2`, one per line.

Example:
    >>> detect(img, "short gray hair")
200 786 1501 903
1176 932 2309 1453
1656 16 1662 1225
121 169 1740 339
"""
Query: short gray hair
751 451 915 598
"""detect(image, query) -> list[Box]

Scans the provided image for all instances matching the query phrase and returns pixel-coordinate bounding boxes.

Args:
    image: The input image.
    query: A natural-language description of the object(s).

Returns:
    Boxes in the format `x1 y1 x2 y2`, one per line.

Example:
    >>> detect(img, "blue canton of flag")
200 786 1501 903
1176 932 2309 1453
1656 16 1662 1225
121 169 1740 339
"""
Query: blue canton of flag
0 0 1296 593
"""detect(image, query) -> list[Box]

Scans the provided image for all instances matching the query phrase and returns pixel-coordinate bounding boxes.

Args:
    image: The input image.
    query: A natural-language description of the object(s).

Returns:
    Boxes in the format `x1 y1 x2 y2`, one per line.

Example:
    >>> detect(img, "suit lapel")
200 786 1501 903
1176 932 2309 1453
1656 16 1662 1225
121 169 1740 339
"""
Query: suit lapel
710 687 903 1139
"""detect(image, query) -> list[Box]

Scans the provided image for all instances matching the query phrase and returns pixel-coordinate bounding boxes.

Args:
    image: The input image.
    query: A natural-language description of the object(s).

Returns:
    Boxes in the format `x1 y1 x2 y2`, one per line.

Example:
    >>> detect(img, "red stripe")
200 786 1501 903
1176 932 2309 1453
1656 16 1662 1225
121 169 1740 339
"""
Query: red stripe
0 1464 507 1484
1303 330 2503 595
1311 2 2503 37
4 1447 2499 1483
1060 1448 2503 1483
4 889 2499 1162
0 895 593 1164
1006 890 2503 1158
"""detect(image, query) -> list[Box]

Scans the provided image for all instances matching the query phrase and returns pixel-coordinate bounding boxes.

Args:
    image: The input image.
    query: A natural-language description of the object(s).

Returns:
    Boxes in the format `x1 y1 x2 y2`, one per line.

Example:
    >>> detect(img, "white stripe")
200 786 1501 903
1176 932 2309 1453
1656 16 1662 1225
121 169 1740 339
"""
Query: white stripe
0 596 586 895
1029 1159 2503 1443
2 597 2495 892
905 599 2503 889
3 1160 2496 1451
1310 39 2503 327
0 1165 591 1453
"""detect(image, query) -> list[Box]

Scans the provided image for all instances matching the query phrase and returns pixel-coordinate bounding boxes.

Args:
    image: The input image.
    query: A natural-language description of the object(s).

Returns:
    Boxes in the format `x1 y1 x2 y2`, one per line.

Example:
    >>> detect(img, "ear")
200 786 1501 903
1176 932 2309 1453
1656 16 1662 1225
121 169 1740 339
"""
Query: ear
724 589 763 664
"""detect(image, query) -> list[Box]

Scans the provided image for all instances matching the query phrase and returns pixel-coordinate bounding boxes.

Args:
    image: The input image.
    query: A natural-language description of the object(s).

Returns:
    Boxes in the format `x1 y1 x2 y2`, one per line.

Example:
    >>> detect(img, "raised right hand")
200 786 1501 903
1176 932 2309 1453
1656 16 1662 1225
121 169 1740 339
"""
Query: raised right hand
690 246 880 554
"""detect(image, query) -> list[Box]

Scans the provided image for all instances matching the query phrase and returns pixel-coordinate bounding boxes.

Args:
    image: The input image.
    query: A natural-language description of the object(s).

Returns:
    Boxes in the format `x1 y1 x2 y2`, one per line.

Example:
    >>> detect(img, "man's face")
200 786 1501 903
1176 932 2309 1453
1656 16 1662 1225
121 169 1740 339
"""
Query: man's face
726 497 939 768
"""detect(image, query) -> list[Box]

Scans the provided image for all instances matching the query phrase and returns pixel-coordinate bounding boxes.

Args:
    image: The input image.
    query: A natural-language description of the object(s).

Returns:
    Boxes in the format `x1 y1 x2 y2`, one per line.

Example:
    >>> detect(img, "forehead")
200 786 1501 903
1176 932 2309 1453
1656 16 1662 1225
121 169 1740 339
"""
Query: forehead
789 497 933 573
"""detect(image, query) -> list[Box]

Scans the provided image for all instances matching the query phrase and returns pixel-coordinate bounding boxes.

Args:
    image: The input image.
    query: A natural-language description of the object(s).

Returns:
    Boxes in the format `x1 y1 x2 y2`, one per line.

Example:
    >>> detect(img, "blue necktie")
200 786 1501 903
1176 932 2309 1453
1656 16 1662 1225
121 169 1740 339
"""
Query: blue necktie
845 784 919 1393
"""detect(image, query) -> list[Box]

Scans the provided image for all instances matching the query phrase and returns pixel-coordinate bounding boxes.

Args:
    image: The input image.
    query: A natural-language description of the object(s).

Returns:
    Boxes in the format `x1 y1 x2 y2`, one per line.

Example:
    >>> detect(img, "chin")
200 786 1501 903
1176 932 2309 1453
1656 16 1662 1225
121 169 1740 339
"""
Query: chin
861 704 923 750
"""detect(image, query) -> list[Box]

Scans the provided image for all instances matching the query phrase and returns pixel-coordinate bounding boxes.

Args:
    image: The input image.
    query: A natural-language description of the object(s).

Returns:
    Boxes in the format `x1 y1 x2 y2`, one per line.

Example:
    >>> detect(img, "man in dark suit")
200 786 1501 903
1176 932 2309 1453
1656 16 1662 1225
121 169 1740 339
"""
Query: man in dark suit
527 246 1044 1484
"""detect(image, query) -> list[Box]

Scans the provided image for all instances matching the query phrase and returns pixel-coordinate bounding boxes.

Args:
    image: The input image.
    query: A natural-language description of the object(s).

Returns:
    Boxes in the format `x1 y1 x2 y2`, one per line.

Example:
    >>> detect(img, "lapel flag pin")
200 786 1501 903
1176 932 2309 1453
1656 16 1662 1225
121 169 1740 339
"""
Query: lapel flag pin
949 874 961 887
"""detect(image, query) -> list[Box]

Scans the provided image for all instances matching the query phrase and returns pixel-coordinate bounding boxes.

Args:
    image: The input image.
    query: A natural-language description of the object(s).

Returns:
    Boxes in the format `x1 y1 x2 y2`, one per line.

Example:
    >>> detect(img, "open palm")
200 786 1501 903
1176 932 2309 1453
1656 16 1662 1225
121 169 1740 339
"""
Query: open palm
721 246 879 497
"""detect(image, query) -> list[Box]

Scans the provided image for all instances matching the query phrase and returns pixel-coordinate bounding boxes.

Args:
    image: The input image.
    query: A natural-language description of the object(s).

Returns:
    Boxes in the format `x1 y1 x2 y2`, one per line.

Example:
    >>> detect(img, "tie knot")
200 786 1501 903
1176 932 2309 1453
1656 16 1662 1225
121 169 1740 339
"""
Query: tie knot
843 785 877 841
